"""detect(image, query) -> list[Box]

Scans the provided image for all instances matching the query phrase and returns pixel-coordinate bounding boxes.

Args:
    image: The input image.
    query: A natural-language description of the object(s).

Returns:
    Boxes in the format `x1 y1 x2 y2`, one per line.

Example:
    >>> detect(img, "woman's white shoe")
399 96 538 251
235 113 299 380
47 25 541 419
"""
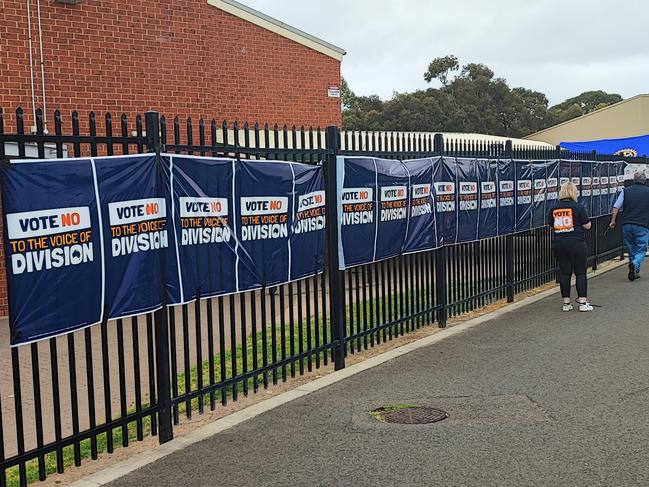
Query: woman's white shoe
562 304 574 312
578 302 594 312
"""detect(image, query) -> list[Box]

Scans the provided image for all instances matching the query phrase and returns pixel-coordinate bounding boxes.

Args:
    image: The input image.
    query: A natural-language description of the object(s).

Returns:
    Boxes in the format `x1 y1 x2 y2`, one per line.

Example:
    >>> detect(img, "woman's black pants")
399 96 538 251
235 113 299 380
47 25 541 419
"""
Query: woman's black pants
554 239 588 298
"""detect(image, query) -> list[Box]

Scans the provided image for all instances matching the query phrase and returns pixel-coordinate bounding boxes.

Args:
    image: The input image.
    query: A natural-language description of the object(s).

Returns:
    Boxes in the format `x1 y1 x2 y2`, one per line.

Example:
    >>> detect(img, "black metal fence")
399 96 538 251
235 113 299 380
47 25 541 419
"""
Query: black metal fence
0 107 626 487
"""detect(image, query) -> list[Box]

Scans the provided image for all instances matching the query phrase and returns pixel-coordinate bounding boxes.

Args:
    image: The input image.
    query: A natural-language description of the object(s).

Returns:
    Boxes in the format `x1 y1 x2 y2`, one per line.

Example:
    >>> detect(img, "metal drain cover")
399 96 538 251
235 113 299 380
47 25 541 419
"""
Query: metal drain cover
372 406 448 424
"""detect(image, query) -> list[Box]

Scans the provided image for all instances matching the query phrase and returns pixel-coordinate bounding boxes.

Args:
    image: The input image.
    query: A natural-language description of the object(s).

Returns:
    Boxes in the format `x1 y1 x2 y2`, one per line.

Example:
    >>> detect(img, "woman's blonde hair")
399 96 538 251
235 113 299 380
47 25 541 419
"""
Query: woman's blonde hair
559 181 579 201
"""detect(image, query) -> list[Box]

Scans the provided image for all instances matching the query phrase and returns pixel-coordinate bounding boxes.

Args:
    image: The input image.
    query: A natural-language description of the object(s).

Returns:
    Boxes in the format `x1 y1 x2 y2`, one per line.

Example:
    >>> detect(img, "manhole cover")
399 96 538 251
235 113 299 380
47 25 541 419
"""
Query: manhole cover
371 405 448 424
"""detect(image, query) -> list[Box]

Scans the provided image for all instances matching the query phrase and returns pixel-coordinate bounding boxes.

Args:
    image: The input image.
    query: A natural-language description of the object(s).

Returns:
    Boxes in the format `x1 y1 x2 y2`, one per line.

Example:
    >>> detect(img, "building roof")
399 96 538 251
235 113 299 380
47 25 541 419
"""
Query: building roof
525 94 649 141
207 0 346 61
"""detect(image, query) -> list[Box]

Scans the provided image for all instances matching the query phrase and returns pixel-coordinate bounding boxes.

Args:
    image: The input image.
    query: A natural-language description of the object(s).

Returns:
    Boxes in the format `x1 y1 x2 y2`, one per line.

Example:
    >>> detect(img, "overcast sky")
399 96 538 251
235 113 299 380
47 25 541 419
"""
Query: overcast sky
239 0 648 105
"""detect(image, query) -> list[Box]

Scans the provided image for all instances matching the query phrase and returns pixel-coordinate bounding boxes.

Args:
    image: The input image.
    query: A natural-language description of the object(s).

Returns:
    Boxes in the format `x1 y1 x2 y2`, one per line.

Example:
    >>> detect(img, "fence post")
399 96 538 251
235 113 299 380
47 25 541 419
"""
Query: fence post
503 140 515 301
145 111 173 444
432 134 448 327
435 247 448 328
325 125 346 370
433 133 444 155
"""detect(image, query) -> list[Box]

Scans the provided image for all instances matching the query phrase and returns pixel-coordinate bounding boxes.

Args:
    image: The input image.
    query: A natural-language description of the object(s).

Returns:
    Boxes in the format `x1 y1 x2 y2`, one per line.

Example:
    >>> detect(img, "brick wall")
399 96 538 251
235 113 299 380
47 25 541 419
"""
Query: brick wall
0 0 342 132
0 0 342 317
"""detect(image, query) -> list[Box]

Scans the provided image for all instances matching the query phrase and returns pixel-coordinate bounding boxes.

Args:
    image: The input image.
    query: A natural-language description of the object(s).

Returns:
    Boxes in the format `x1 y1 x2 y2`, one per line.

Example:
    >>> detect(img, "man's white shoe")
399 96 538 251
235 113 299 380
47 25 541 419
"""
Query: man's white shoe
562 304 574 312
579 302 594 312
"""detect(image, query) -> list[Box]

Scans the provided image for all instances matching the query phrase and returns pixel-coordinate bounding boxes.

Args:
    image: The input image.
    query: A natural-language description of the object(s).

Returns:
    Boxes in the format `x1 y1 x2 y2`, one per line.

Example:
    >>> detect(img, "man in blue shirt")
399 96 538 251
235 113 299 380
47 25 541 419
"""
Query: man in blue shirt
609 171 649 281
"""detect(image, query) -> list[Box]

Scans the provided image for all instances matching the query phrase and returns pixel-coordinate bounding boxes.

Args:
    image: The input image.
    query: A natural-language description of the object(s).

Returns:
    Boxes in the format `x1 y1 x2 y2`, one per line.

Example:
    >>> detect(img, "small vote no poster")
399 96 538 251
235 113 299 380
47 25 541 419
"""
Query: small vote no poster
2 154 165 345
337 156 411 269
3 158 103 344
402 157 438 254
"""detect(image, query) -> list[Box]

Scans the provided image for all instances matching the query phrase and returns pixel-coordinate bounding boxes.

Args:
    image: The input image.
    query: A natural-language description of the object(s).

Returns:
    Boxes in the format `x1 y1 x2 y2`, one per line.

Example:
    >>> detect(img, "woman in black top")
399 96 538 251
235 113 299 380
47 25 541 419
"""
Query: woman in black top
548 182 593 312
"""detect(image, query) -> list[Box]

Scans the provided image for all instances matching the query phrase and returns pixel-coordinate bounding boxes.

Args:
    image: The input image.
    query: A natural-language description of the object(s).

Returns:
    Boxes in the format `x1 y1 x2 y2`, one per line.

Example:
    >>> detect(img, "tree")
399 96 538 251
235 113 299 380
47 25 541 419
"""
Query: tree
423 55 459 86
342 57 624 137
340 77 356 111
460 63 494 81
551 90 622 115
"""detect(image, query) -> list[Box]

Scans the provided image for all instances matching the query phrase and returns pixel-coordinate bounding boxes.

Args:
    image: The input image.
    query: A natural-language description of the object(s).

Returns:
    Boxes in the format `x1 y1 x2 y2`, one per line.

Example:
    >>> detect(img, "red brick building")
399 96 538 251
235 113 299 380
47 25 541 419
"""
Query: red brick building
0 0 345 316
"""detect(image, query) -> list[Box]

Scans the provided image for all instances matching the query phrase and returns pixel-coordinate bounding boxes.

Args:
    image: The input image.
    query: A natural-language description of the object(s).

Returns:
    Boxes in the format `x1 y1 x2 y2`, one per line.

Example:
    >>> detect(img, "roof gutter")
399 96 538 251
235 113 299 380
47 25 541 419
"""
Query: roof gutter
207 0 346 61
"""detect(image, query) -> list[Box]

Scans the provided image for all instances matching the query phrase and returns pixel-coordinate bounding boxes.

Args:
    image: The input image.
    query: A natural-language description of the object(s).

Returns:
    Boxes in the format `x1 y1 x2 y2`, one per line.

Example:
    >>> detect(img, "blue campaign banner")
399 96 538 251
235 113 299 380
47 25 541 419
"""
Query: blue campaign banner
569 160 582 208
591 163 602 217
477 159 498 239
546 161 559 217
559 159 572 190
609 163 619 210
515 160 533 231
235 160 322 288
2 158 103 345
579 161 592 215
337 157 378 269
337 156 411 268
289 162 326 280
531 162 547 229
434 157 458 245
607 163 617 211
96 155 166 319
456 158 480 242
497 159 515 235
613 161 625 208
599 163 610 216
403 157 437 254
374 158 410 261
164 155 237 304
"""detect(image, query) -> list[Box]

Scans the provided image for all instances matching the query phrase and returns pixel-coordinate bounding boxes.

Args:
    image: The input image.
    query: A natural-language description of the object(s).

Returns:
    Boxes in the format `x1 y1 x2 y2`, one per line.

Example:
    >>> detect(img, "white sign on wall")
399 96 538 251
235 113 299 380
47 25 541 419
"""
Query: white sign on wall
328 86 341 98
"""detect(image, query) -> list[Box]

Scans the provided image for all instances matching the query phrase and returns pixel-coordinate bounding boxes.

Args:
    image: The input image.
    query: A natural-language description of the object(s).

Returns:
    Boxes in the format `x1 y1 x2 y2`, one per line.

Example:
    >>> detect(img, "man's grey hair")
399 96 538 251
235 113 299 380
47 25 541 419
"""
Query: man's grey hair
634 170 647 183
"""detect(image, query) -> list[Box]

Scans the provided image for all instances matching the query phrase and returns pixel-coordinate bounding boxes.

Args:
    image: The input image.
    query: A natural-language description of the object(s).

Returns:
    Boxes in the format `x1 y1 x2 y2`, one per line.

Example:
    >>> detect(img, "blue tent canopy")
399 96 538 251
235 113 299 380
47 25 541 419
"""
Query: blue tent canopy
561 134 649 157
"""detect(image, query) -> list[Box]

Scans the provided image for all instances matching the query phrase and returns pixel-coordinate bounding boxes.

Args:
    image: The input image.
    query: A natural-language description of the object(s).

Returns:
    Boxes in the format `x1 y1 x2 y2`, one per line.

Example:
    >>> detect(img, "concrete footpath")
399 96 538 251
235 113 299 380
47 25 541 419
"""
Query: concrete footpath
106 266 649 487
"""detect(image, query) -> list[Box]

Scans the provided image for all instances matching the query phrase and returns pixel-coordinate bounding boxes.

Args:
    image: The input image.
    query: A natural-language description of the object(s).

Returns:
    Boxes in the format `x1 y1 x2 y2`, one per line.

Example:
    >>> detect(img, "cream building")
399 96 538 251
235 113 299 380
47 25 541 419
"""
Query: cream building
526 94 649 146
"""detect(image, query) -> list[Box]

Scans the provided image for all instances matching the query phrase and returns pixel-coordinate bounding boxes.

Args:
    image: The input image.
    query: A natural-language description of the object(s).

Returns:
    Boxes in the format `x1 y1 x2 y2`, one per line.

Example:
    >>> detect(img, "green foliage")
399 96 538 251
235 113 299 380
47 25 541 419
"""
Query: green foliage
550 90 623 115
343 56 623 138
423 55 459 85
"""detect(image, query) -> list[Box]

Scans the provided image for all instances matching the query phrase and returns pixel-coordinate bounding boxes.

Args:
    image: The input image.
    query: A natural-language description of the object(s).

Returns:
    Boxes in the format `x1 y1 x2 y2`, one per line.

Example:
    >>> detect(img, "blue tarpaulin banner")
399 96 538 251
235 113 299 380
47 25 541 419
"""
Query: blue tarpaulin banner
435 157 457 245
593 163 602 218
164 155 237 304
561 134 649 157
374 158 410 261
337 157 379 269
99 155 166 320
2 154 165 345
403 158 438 254
497 160 515 235
515 160 533 231
235 159 324 290
2 157 104 345
456 158 480 243
531 162 547 229
580 161 592 215
478 159 498 240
